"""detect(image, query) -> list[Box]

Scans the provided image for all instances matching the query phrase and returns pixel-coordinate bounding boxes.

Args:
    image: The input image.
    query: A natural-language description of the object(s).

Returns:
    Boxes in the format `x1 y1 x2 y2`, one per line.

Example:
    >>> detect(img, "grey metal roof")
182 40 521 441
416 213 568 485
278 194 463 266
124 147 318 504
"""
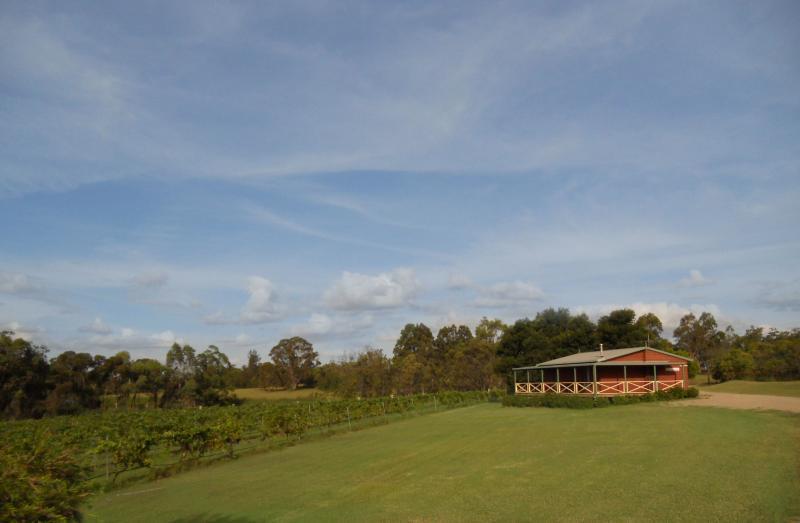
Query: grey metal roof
512 346 692 370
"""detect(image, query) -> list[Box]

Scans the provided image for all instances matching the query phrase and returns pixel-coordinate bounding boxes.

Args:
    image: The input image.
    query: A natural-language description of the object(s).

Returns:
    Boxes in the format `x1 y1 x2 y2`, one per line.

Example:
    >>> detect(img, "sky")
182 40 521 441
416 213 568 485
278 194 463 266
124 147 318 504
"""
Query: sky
1 0 799 364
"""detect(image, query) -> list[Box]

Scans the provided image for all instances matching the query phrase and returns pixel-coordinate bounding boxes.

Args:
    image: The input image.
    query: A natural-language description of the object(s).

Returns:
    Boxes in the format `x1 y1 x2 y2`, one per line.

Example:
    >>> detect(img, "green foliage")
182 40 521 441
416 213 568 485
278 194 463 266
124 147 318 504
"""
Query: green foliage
0 389 490 519
597 309 646 349
96 430 155 482
0 428 91 522
502 387 698 409
713 349 755 381
0 331 50 419
270 337 320 390
495 309 596 385
673 312 722 377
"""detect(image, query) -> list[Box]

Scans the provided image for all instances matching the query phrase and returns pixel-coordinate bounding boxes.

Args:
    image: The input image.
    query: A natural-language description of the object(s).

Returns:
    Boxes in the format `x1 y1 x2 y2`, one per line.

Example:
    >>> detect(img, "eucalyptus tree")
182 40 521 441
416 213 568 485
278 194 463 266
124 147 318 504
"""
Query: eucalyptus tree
269 337 319 390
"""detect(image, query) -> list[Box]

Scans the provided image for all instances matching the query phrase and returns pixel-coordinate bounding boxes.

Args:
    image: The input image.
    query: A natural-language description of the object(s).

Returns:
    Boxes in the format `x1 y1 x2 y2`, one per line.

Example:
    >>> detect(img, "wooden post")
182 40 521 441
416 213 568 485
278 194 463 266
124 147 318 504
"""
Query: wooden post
540 369 544 383
653 364 657 392
623 365 627 393
592 364 598 398
573 367 577 393
513 370 517 393
527 370 530 383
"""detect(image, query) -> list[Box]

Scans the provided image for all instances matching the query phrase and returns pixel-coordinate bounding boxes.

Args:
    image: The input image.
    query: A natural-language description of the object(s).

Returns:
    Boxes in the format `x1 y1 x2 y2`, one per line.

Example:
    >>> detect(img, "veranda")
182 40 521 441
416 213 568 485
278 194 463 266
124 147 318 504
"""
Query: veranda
513 347 692 396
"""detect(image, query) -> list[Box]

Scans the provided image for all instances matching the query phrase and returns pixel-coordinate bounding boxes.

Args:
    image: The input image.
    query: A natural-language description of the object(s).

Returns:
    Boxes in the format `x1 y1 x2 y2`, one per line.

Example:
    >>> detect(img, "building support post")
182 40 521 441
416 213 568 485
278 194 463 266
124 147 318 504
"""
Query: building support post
623 365 627 393
653 364 657 392
573 367 577 393
592 364 598 398
513 370 517 394
556 368 560 393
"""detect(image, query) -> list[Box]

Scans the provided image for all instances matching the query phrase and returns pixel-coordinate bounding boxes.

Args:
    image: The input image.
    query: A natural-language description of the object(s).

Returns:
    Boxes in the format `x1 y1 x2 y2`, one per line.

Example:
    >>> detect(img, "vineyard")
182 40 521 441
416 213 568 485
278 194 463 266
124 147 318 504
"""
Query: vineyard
1 391 492 520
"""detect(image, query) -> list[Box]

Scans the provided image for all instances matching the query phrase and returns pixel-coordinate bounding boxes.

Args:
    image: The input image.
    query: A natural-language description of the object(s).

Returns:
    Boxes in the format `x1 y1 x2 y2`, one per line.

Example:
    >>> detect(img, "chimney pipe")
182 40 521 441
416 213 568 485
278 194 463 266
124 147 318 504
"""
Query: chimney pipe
600 343 604 355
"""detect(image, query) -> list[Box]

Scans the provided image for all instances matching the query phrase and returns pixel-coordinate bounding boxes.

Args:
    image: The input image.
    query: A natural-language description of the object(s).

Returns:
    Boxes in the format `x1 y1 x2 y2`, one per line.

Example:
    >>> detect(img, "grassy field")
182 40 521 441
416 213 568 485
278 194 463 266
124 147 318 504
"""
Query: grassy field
85 403 800 522
702 380 800 397
233 387 324 401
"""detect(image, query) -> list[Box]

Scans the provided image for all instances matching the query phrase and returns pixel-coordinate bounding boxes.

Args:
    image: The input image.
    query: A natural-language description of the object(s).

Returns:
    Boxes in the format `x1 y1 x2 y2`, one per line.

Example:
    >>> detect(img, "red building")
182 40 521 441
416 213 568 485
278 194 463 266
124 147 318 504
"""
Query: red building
513 347 692 396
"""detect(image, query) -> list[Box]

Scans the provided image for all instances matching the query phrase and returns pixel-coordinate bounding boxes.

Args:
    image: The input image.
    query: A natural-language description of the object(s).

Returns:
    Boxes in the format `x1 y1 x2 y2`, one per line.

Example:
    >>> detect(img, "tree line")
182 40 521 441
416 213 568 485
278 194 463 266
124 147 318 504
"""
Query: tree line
2 307 799 419
0 332 320 419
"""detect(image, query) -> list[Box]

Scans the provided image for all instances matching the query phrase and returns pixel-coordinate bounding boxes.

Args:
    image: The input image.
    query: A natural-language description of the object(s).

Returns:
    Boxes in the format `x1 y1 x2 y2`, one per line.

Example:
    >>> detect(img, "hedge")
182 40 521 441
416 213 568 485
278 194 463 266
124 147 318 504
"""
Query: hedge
502 387 699 409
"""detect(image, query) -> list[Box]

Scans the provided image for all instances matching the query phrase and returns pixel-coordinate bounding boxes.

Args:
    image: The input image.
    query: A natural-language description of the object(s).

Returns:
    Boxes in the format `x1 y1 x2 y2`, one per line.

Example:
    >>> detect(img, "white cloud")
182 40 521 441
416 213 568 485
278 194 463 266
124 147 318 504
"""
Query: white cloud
324 269 419 310
79 317 113 335
121 327 136 338
474 280 545 308
289 313 376 343
678 269 713 288
150 330 179 346
200 276 283 325
240 276 282 324
2 321 43 341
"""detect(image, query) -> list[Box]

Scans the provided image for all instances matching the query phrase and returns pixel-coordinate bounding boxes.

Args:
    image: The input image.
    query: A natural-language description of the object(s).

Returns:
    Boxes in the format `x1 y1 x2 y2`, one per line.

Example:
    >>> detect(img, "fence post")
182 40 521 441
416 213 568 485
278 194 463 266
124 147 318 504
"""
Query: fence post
105 436 109 482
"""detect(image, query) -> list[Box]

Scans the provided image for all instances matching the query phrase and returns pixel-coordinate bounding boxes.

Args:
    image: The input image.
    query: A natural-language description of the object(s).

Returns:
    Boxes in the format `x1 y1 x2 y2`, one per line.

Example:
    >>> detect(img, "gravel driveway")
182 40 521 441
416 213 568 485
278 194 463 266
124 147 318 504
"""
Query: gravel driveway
672 391 800 413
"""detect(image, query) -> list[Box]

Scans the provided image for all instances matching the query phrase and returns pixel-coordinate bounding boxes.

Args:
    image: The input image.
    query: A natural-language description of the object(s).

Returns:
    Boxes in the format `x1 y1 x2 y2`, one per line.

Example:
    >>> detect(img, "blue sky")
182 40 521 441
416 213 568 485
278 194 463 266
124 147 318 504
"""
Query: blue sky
1 1 798 363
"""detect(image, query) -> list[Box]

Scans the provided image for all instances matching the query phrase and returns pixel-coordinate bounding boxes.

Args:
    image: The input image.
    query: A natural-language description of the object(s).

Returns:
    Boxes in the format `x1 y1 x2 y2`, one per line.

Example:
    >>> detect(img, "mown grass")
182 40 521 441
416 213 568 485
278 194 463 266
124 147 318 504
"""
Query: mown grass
703 380 800 397
85 403 800 522
232 387 325 401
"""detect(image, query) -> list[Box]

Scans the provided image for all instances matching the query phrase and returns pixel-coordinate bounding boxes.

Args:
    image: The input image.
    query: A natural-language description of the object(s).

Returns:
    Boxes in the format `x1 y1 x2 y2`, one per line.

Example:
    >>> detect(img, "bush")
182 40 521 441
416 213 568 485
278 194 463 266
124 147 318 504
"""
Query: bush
0 429 91 522
503 387 699 409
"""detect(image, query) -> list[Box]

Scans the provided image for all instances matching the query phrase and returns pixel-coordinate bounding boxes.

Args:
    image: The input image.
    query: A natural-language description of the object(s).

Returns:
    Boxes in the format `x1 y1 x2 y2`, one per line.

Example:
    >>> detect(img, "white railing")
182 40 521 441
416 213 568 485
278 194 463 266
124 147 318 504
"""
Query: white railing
514 380 684 395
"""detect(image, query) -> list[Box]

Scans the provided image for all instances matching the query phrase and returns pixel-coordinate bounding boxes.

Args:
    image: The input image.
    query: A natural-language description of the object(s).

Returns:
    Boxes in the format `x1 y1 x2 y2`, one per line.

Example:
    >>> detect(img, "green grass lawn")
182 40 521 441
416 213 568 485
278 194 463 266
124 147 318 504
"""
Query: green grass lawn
702 380 800 397
233 387 325 401
85 403 800 522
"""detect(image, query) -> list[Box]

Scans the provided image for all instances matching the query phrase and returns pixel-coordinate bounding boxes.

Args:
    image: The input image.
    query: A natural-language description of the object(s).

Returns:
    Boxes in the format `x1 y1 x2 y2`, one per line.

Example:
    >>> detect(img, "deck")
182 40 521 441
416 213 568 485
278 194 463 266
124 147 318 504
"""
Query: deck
514 380 684 395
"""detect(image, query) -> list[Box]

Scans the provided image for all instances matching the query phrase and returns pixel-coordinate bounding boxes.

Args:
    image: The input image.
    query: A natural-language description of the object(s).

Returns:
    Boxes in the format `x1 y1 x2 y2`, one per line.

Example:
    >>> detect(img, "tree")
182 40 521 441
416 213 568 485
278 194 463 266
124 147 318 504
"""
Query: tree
635 313 664 346
432 325 472 390
0 331 50 419
162 343 198 407
393 352 424 395
270 337 319 390
475 317 507 344
45 351 100 415
495 309 596 386
240 349 262 387
131 359 167 408
673 312 722 383
393 323 434 359
450 337 499 391
349 348 392 398
194 345 236 405
93 351 132 408
713 349 754 381
596 309 647 349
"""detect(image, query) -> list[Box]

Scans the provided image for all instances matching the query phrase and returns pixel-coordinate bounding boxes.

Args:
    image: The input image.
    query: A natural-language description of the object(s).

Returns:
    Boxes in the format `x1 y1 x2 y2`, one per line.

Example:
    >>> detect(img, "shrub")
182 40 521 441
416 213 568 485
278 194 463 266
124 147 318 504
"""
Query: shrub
503 386 699 409
0 429 91 522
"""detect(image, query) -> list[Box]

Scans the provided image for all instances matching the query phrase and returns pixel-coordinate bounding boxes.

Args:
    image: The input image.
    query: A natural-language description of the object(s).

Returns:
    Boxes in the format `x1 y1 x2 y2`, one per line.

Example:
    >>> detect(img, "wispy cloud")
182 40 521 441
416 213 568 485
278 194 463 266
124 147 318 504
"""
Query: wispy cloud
678 269 713 288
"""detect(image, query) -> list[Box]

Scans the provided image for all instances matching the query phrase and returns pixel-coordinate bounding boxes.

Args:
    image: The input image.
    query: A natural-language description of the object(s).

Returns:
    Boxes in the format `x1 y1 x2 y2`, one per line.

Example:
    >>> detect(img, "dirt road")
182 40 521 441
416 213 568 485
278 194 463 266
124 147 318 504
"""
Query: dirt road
673 391 800 413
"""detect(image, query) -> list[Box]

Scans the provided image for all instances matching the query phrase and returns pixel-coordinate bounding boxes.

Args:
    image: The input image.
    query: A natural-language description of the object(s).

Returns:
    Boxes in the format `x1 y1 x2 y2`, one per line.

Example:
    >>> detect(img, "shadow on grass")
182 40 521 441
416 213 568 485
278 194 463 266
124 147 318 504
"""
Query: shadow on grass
170 514 260 523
